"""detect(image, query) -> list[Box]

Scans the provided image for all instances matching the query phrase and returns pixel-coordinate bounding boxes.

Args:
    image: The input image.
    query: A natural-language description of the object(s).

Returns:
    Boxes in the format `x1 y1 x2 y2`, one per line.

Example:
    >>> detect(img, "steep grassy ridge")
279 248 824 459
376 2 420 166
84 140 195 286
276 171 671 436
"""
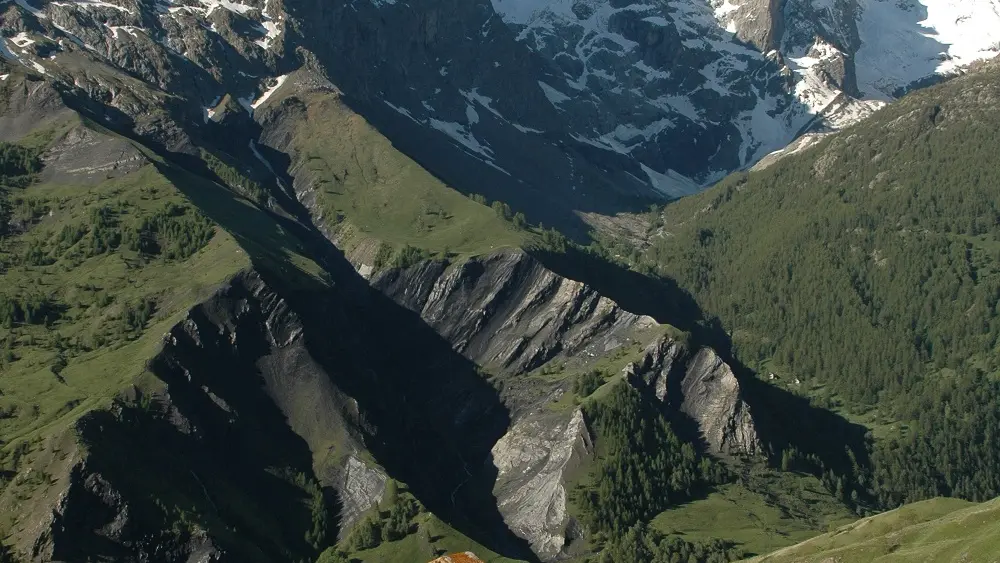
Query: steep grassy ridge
748 496 1000 563
258 83 528 263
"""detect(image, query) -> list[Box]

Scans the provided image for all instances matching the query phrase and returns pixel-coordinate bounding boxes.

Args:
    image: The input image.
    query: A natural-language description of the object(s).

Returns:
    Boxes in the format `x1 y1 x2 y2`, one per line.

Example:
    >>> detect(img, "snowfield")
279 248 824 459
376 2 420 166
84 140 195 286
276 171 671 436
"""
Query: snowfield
856 0 1000 99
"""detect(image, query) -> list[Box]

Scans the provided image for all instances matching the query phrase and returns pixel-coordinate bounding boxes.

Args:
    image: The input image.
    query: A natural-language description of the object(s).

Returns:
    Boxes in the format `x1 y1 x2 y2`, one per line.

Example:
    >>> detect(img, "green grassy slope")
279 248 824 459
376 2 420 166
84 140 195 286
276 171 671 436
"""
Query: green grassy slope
0 115 332 552
747 496 1000 563
652 473 856 558
274 88 529 262
0 155 245 449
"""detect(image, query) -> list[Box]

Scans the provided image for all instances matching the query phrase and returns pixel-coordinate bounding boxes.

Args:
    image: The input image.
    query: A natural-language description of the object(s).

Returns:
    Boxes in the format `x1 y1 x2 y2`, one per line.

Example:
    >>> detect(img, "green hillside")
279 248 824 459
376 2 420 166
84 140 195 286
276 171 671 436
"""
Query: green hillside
0 111 334 558
0 126 244 452
748 496 1000 563
616 62 1000 509
266 86 530 262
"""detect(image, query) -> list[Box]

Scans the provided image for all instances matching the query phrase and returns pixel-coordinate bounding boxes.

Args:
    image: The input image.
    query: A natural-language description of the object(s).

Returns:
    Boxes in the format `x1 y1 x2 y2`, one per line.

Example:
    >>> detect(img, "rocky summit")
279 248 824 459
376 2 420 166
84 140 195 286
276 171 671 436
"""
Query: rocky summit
3 0 1000 562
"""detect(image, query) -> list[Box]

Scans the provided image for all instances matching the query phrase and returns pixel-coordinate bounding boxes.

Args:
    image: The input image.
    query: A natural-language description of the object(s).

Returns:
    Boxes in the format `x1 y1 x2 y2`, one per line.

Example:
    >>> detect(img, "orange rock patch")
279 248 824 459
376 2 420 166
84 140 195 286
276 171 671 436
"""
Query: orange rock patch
428 552 484 563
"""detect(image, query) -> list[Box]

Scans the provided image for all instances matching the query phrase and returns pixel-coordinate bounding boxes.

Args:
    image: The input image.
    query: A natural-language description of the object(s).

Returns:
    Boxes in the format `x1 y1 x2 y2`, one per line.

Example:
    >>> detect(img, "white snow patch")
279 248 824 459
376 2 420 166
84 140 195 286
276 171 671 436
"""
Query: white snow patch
711 0 741 20
571 133 628 156
204 0 255 15
106 25 142 39
0 40 13 61
249 139 286 188
0 74 8 81
497 0 652 90
465 103 480 125
384 100 419 122
0 37 44 74
512 122 544 134
236 95 253 114
461 88 505 119
787 39 848 116
856 0 1000 100
202 95 222 123
13 0 46 17
490 0 548 23
11 32 34 48
429 119 493 159
663 95 700 122
250 74 289 110
605 117 675 148
459 88 544 134
254 20 281 49
641 163 700 198
428 118 510 175
51 0 134 13
633 60 671 80
538 81 570 106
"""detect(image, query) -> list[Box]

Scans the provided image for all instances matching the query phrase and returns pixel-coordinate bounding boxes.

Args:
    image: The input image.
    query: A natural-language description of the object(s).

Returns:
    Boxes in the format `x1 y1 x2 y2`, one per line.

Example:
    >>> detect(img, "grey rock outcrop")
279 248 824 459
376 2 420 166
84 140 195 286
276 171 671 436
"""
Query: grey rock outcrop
0 75 74 142
338 454 388 538
681 348 761 457
713 0 785 51
626 337 761 458
624 334 685 402
39 125 148 184
372 249 657 378
491 408 592 559
21 271 372 561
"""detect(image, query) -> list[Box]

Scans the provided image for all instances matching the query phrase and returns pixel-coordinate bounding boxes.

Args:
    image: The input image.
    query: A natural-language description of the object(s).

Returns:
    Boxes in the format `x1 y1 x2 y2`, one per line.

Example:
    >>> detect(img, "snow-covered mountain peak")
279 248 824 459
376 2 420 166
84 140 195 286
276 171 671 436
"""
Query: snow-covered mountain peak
855 0 1000 99
4 0 1000 214
482 0 1000 190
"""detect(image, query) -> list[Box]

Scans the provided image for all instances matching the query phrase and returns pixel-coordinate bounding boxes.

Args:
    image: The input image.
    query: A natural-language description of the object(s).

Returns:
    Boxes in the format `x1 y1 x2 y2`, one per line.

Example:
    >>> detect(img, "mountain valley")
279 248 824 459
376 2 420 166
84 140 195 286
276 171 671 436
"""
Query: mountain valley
1 0 1000 562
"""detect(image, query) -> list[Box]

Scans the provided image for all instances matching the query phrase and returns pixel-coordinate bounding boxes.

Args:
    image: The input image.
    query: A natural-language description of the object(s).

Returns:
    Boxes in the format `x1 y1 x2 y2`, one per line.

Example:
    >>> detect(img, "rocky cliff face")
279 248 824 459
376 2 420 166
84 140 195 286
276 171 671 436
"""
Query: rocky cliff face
490 408 592 559
371 249 657 379
368 250 763 558
679 348 761 457
19 264 530 561
625 336 761 458
22 270 363 562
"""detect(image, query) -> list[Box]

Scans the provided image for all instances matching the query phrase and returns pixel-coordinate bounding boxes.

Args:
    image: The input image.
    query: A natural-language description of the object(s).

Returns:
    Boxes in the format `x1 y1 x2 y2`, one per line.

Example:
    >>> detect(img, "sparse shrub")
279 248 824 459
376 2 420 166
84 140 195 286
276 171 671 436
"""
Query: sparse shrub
491 200 512 221
392 245 430 269
346 514 382 551
119 299 156 336
372 242 394 271
573 369 605 397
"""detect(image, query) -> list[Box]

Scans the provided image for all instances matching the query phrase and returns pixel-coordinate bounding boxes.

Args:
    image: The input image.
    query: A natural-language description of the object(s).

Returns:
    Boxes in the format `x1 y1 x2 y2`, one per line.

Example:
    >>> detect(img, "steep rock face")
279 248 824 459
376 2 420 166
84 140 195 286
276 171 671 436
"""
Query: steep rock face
625 334 685 402
0 75 75 141
371 249 657 377
42 464 227 563
27 270 361 562
39 124 149 184
490 408 592 559
713 0 784 51
338 454 387 539
486 0 876 190
681 348 761 457
626 336 761 457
